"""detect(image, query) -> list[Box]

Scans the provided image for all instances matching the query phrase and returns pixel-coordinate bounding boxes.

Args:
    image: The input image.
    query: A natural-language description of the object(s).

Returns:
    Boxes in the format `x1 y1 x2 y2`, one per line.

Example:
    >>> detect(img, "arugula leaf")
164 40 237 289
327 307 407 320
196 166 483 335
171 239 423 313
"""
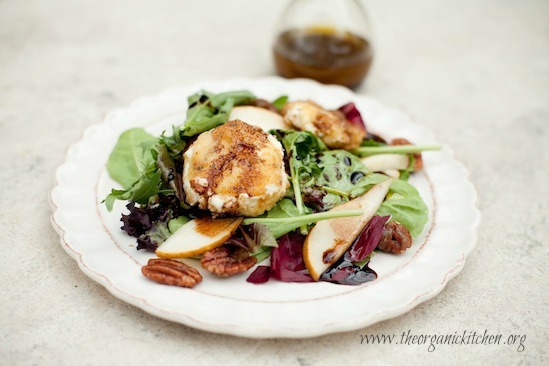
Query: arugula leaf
182 105 226 136
106 128 157 189
360 137 387 148
105 163 162 211
156 144 185 201
209 90 256 108
272 95 288 111
159 125 186 157
352 144 441 157
264 198 300 219
243 209 363 239
273 130 326 220
276 130 327 159
182 90 256 136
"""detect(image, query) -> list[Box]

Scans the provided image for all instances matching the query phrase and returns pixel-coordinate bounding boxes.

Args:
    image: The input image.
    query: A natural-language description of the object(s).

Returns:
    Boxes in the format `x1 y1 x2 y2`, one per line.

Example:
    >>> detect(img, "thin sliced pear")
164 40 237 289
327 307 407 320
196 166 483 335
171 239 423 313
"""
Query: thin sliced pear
155 217 243 259
303 179 393 281
381 169 400 179
361 154 409 172
228 106 288 131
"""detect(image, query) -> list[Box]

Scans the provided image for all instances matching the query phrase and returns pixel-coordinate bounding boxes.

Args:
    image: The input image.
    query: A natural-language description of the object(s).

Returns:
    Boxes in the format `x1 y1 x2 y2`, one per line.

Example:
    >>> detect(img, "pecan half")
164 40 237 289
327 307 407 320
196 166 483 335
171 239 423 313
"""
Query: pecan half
142 258 202 288
391 138 423 170
201 246 257 277
377 221 413 254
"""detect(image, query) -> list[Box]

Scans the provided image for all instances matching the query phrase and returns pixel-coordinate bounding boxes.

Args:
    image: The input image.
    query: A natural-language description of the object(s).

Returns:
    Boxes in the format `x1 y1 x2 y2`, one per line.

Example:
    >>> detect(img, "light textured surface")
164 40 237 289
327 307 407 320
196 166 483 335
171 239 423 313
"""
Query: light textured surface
1 0 547 365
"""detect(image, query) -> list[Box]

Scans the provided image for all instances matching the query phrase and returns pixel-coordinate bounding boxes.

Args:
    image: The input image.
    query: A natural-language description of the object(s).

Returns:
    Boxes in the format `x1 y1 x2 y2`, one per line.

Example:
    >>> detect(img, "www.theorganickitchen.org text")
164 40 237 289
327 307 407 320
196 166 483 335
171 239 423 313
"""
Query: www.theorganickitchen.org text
359 330 526 352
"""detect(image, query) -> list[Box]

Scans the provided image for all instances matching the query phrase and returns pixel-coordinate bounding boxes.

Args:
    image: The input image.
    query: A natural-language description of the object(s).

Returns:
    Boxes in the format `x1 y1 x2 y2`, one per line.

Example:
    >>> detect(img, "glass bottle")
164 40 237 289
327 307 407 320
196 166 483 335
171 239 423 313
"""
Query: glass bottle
273 0 374 89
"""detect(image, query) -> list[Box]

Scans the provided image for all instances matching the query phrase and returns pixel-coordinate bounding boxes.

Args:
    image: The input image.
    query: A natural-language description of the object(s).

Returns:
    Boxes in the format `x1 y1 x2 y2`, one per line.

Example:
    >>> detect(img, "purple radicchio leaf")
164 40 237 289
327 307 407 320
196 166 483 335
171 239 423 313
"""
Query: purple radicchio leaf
320 260 377 285
347 215 390 262
246 266 271 284
121 194 187 251
338 102 367 133
121 202 151 238
224 230 248 251
271 231 313 283
320 215 389 285
225 224 278 254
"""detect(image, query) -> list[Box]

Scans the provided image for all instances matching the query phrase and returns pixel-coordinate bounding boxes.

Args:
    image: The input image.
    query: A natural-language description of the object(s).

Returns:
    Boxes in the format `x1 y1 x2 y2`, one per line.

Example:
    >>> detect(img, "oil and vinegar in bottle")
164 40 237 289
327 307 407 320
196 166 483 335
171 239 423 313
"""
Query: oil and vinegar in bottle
273 0 374 89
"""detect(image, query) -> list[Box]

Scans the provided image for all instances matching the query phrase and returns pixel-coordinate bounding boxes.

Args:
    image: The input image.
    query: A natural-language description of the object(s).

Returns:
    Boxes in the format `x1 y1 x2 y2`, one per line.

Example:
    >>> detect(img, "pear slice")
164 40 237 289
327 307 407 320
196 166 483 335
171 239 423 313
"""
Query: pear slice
155 217 243 259
361 154 409 172
381 169 400 179
228 106 288 131
303 179 393 281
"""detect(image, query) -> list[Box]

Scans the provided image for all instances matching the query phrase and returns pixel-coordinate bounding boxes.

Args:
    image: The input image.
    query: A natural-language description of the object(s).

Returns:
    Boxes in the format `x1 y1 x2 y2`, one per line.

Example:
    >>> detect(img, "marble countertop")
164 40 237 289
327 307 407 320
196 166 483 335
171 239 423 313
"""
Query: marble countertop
1 0 547 365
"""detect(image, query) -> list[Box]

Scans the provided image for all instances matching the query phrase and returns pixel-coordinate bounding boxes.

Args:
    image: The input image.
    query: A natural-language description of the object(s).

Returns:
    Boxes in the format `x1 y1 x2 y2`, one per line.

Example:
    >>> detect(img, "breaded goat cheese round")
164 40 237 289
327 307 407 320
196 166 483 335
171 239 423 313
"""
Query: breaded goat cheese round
282 101 366 150
183 119 289 217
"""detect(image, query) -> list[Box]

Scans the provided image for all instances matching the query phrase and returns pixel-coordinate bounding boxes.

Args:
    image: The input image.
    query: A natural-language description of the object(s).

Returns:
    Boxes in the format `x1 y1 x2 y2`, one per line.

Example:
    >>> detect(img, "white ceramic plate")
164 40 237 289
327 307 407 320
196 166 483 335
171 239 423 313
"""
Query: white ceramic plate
50 77 480 338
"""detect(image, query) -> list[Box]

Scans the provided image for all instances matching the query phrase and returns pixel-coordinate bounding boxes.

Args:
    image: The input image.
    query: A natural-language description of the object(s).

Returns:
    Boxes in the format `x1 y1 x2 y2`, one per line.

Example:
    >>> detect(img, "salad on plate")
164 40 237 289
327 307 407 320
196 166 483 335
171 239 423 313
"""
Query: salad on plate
104 89 440 288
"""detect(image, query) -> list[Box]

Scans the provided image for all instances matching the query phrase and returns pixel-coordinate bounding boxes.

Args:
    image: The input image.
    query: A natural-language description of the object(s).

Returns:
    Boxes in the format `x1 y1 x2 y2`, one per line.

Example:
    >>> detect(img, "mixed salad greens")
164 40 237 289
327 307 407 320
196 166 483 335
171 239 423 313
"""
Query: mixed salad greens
105 89 439 286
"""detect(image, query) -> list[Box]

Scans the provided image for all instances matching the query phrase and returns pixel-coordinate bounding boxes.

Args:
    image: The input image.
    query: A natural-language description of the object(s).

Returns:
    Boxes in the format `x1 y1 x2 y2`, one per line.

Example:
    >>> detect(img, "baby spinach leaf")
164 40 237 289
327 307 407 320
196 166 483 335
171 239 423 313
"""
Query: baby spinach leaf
349 173 428 237
106 128 157 189
310 150 370 210
377 178 428 238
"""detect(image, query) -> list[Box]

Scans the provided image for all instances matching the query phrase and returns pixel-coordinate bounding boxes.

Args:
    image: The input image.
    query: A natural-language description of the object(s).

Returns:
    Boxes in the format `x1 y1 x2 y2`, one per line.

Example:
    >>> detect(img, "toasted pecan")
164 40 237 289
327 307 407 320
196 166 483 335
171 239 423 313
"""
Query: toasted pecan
377 221 413 254
142 258 202 288
200 246 257 277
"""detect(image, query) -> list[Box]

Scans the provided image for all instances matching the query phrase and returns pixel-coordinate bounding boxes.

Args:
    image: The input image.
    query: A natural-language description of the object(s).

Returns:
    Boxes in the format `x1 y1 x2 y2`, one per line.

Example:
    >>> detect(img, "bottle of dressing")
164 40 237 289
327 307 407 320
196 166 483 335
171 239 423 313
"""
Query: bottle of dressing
273 0 374 89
